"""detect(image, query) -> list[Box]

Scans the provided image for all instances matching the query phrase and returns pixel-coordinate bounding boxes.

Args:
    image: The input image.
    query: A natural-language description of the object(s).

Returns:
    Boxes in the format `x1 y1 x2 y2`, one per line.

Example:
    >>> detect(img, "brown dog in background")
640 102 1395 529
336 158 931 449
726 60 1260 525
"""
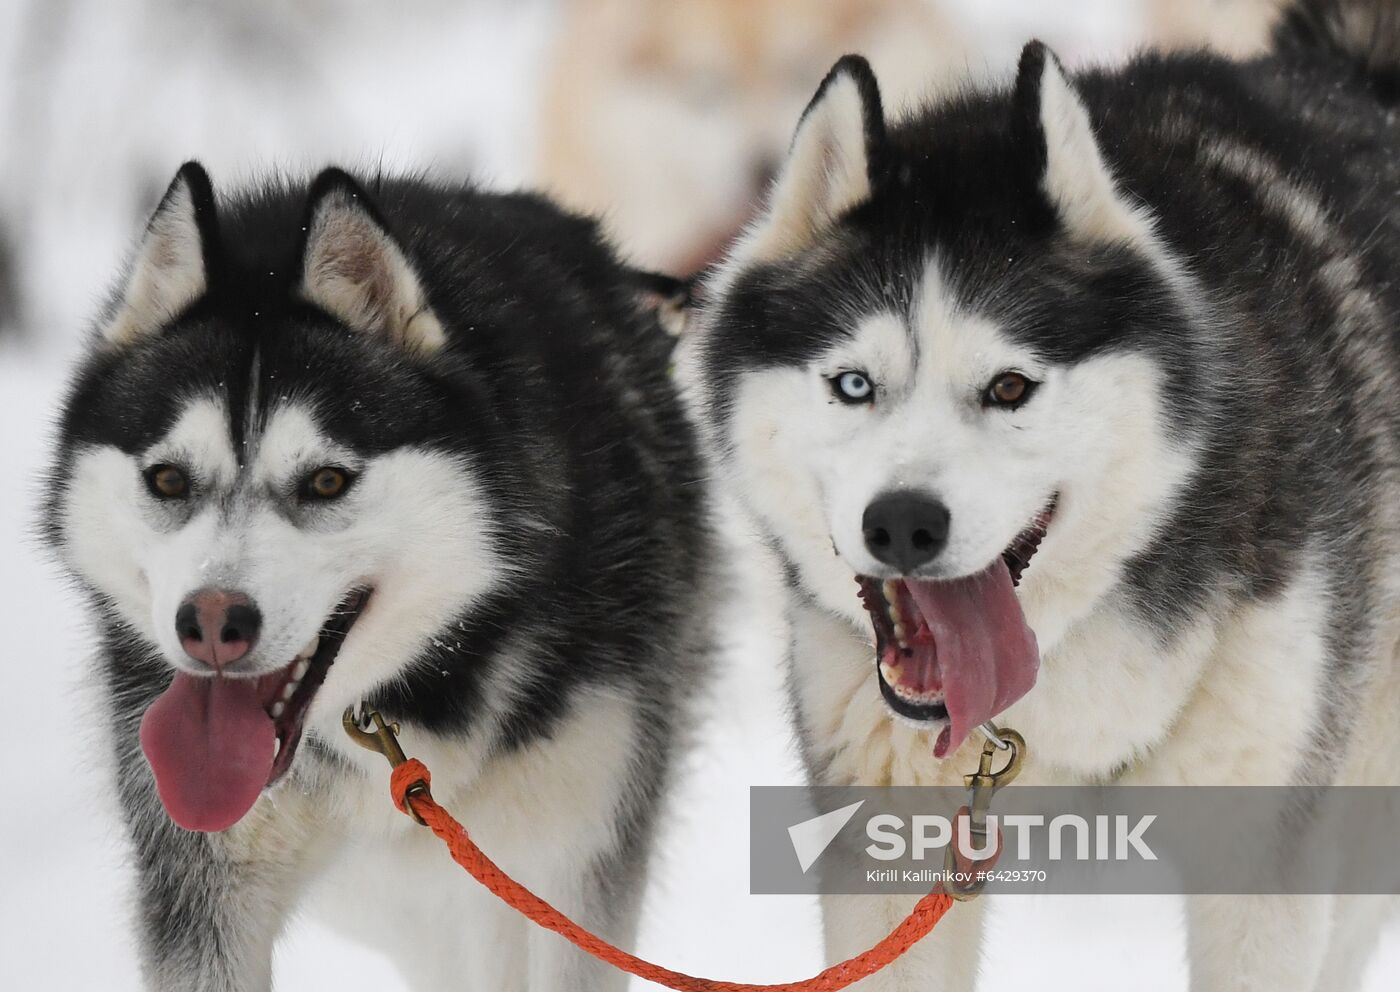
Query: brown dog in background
537 0 969 276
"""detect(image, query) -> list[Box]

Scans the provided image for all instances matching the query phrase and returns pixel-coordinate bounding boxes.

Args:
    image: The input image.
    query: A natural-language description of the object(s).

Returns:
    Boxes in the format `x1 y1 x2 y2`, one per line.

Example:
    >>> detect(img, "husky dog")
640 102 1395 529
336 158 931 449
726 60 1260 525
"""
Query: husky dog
695 0 1400 986
42 162 714 990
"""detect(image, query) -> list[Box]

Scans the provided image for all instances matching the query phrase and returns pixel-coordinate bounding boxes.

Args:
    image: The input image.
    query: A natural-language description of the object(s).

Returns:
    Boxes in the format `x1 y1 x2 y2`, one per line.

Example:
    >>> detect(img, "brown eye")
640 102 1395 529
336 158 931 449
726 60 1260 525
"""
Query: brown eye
302 466 352 501
985 371 1037 409
144 464 189 499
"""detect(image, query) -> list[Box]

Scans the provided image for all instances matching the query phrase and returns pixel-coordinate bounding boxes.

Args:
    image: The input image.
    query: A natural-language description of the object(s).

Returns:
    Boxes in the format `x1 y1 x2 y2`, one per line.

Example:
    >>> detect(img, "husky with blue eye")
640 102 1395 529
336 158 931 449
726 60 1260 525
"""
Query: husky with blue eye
42 161 715 990
694 0 1400 986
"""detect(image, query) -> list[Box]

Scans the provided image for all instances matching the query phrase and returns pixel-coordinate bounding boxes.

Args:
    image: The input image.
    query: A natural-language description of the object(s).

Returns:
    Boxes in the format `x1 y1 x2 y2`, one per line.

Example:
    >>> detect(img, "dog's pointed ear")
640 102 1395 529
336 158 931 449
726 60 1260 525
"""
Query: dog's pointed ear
1014 41 1151 244
298 170 445 354
744 55 885 262
103 162 217 346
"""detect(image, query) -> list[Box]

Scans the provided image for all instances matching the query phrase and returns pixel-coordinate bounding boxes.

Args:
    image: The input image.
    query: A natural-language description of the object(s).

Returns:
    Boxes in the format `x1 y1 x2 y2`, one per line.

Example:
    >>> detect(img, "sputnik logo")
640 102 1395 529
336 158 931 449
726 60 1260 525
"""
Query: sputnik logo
787 801 865 873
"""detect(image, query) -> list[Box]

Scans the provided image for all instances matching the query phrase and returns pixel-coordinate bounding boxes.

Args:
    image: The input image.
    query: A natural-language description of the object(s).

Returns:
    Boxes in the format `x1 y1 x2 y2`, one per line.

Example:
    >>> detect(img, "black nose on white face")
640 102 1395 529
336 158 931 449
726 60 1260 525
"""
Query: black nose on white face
175 589 262 671
862 492 951 574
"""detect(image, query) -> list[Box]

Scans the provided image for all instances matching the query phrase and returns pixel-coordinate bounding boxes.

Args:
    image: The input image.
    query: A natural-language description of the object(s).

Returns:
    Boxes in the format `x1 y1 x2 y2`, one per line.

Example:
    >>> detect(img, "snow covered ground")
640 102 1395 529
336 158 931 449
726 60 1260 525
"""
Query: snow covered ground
2 2 1398 988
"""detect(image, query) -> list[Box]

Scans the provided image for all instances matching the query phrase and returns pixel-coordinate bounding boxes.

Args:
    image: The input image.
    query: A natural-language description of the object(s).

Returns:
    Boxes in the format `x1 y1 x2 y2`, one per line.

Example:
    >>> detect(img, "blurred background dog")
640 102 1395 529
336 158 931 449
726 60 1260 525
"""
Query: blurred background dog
537 0 970 275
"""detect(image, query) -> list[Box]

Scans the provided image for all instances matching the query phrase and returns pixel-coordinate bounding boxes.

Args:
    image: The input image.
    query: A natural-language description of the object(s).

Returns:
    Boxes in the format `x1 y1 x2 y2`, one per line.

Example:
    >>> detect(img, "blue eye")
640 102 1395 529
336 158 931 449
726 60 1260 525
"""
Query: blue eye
832 371 875 404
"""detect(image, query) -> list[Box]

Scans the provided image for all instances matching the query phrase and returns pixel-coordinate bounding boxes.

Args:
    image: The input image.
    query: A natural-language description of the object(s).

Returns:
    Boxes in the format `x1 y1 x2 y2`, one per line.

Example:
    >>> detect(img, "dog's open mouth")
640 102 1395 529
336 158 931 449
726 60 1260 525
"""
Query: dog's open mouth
856 501 1054 758
139 589 371 833
259 588 370 785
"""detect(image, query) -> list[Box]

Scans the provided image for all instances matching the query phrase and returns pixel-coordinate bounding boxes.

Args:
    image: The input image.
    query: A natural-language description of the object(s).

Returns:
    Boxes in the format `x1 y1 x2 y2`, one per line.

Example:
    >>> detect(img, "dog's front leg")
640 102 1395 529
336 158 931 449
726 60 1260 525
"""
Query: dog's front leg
119 752 324 991
822 892 985 991
1186 893 1332 992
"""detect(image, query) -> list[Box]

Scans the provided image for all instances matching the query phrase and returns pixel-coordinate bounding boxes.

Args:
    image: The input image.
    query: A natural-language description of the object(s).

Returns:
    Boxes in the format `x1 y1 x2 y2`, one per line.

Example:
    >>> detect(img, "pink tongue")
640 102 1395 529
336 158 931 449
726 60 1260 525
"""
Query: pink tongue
905 559 1039 757
139 672 276 832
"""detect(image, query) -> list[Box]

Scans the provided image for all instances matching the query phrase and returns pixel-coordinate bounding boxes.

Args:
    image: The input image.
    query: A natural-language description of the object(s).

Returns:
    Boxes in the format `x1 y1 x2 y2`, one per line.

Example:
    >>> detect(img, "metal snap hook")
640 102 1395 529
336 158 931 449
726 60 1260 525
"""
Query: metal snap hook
944 724 1027 901
342 704 428 824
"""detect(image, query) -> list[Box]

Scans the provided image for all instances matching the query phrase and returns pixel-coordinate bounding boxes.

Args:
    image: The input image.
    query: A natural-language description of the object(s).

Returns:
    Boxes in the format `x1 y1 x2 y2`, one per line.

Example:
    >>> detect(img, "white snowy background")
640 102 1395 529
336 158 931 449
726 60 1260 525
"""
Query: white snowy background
1 1 1396 988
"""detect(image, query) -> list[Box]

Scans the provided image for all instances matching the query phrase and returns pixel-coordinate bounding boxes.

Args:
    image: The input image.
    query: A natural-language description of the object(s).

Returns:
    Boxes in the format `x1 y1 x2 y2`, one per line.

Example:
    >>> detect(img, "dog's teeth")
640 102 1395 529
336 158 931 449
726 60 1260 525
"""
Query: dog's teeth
893 621 908 643
280 681 297 701
298 636 320 659
883 581 905 627
270 701 285 719
272 738 282 758
879 661 901 684
292 659 310 681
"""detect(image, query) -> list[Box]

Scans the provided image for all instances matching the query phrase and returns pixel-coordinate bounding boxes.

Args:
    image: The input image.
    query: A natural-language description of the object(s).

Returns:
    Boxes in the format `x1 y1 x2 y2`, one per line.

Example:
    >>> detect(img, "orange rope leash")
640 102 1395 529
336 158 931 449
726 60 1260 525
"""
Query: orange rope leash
389 758 953 992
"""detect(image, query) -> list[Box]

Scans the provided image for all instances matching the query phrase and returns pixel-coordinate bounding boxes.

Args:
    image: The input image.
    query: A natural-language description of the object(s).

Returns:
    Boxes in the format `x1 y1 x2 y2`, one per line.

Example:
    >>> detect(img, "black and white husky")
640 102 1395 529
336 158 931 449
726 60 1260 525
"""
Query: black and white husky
43 162 715 989
695 0 1400 986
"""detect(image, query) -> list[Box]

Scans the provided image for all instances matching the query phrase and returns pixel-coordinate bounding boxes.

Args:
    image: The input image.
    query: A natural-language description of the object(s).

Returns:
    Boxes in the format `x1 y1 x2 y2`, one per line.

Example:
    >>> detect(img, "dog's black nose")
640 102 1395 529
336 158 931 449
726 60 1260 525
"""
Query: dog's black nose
862 493 951 572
